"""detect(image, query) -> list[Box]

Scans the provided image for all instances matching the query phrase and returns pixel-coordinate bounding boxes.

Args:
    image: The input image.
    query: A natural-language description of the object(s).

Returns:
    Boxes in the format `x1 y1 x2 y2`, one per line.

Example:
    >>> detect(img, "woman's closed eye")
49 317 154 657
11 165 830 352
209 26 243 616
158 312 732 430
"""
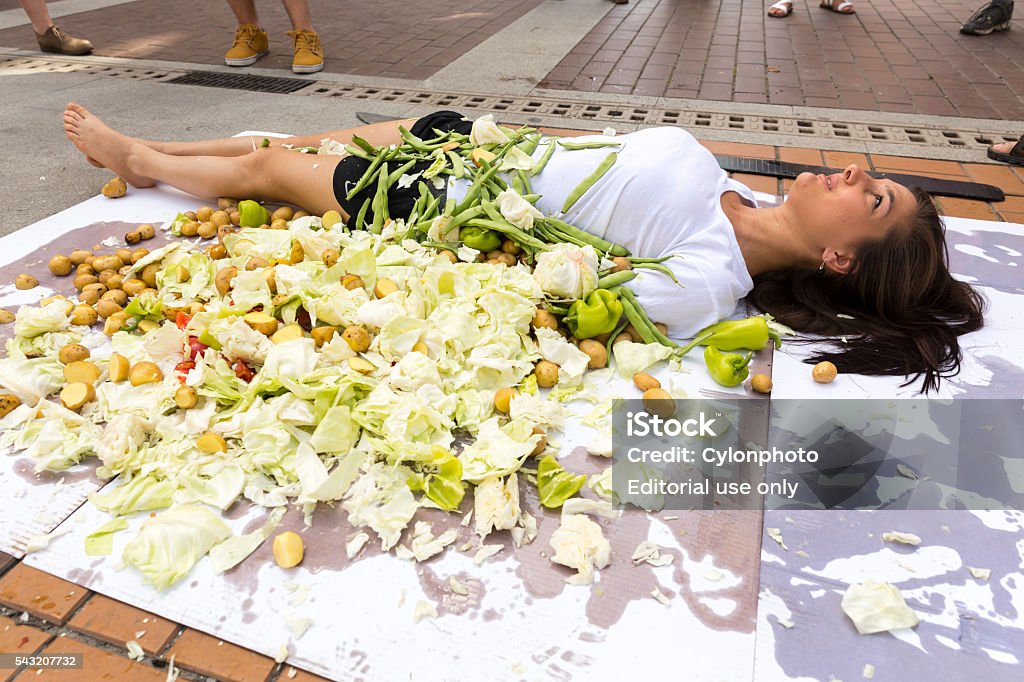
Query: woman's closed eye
873 194 883 210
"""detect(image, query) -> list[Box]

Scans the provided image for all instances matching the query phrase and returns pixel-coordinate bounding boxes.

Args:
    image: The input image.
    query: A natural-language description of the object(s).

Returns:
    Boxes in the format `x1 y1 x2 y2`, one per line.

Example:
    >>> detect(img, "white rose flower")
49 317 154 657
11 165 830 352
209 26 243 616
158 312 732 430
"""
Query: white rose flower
532 243 600 299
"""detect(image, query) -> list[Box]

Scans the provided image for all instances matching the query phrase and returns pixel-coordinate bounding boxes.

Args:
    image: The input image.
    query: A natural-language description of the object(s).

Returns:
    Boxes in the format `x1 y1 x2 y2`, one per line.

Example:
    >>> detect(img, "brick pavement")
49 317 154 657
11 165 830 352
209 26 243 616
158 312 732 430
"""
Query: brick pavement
0 0 543 80
540 0 1024 119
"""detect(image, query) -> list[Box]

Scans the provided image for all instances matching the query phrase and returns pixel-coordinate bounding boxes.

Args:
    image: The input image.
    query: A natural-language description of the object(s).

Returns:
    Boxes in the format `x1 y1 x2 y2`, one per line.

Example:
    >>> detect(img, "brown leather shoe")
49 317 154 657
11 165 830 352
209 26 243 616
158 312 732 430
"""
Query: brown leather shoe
36 25 94 56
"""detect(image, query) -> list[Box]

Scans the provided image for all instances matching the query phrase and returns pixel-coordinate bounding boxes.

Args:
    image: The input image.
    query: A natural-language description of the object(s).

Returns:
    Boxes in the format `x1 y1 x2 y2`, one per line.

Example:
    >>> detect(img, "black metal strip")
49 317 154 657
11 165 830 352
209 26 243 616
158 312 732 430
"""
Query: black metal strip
167 71 313 94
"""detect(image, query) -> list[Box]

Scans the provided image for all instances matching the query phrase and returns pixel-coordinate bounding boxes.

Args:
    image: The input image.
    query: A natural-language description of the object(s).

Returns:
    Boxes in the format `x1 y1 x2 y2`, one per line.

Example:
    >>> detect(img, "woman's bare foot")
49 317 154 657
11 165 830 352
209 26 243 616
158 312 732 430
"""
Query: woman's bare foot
63 103 156 188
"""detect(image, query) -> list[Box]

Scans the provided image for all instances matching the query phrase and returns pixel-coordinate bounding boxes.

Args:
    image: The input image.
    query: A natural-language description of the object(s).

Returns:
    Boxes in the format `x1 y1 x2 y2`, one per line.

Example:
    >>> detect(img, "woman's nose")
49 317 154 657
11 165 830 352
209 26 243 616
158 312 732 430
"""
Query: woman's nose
843 164 862 183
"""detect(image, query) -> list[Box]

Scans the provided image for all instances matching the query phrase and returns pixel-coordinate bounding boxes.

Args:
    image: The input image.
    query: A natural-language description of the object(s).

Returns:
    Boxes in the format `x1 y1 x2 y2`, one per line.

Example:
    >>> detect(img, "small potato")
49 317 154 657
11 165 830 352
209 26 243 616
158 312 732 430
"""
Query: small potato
196 431 227 453
496 253 517 267
95 299 123 320
530 426 548 457
124 231 142 245
176 265 191 283
633 372 661 391
195 206 214 222
610 256 632 273
103 311 129 336
535 360 559 388
215 266 239 296
501 239 521 256
263 267 277 294
183 211 198 221
129 361 163 386
115 248 132 263
73 273 99 291
439 250 459 264
206 243 228 260
494 387 517 413
58 344 90 364
197 221 218 239
374 278 398 299
180 220 199 237
654 322 669 337
48 255 73 276
486 250 504 260
69 250 92 266
64 360 101 384
217 197 239 211
750 373 773 394
341 274 364 290
532 309 559 331
130 248 149 264
0 309 15 324
293 210 310 220
612 332 633 346
40 295 73 315
96 269 117 287
60 382 95 410
812 361 837 384
321 210 341 228
121 278 148 297
15 274 38 290
210 210 230 228
105 274 124 291
411 341 429 355
270 218 289 231
141 263 161 287
322 248 340 268
137 319 160 334
93 255 123 272
217 225 235 243
342 325 370 353
0 394 22 418
101 289 128 307
347 357 375 375
69 305 98 326
108 353 130 382
642 388 676 418
272 531 304 568
80 283 108 305
579 340 607 369
76 263 96 276
485 258 501 266
101 176 127 198
243 311 278 336
311 326 337 348
229 211 240 226
272 206 295 223
137 224 156 240
245 256 269 271
271 324 304 344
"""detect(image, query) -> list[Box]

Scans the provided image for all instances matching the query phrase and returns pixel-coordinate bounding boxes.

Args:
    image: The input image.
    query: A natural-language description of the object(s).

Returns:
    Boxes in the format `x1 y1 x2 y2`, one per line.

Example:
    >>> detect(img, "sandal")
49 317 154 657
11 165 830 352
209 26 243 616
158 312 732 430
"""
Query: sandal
768 0 793 17
820 0 855 13
960 1 1013 35
988 135 1024 165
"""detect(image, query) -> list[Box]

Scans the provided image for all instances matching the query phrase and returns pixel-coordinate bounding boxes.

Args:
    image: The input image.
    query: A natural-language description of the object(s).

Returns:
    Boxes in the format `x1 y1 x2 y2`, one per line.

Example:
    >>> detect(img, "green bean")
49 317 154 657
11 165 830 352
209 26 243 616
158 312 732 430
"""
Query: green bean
605 318 629 358
345 147 393 201
528 138 558 177
628 255 676 264
387 159 419 186
354 197 371 231
511 173 525 195
619 297 658 344
444 198 456 217
463 219 549 250
371 161 390 233
518 134 540 157
518 171 534 196
545 303 570 316
482 201 505 225
541 217 626 256
422 241 459 253
598 271 637 288
619 287 677 347
343 145 375 160
398 126 435 152
350 135 377 154
521 193 540 203
557 140 621 150
454 160 505 214
633 262 683 287
447 151 466 179
448 206 486 229
561 152 617 214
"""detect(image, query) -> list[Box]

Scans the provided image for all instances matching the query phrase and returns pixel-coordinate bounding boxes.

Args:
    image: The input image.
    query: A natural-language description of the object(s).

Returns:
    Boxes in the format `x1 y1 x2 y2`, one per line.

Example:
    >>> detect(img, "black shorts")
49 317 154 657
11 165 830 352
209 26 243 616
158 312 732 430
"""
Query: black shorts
332 110 472 227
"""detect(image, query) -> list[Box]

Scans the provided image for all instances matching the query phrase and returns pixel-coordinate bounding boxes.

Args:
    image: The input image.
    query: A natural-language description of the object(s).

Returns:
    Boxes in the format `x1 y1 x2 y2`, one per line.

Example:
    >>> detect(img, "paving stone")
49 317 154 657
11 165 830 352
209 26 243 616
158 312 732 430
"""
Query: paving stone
29 636 167 681
69 594 179 655
167 629 276 682
0 565 89 625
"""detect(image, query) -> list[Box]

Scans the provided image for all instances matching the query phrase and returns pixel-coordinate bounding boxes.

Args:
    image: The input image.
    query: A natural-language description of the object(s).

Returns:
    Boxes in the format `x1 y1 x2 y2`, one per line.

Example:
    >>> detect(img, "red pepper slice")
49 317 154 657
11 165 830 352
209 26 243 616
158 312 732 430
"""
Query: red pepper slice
175 312 192 329
234 360 255 383
174 360 196 383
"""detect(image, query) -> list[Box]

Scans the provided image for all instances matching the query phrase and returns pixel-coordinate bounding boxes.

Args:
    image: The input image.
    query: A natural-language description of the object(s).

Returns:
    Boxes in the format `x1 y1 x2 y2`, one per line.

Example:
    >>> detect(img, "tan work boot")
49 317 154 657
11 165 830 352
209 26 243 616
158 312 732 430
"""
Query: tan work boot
288 29 324 74
225 23 269 67
35 25 93 56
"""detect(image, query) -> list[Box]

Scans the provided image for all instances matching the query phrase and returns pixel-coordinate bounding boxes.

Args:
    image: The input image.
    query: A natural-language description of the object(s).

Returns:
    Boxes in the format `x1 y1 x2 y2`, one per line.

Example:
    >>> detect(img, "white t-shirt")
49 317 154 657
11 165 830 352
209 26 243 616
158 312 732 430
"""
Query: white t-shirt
449 127 756 338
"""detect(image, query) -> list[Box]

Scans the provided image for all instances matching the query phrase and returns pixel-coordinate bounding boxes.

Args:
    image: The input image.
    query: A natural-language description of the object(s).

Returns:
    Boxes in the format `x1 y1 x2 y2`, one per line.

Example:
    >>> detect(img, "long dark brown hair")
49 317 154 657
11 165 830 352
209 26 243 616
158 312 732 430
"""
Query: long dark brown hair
746 187 985 392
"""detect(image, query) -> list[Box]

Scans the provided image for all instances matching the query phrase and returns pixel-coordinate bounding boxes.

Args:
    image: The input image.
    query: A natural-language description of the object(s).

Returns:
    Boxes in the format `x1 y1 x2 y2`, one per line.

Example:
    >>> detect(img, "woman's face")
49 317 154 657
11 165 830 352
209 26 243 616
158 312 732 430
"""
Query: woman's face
788 164 917 266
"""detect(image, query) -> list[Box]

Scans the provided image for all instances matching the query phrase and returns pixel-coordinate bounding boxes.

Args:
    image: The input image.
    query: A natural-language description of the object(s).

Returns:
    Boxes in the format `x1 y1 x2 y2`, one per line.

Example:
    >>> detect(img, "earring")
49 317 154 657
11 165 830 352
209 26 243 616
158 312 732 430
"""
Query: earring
818 261 825 274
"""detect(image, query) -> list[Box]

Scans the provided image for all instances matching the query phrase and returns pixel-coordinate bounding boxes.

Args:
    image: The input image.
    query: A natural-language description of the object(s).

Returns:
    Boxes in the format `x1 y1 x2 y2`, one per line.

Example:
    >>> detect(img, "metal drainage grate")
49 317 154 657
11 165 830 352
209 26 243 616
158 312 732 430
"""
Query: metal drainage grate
166 70 314 94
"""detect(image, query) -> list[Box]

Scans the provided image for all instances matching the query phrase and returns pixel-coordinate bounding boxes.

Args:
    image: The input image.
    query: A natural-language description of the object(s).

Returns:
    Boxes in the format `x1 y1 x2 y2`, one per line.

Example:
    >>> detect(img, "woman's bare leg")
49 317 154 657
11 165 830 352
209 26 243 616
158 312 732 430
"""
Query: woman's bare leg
63 104 346 216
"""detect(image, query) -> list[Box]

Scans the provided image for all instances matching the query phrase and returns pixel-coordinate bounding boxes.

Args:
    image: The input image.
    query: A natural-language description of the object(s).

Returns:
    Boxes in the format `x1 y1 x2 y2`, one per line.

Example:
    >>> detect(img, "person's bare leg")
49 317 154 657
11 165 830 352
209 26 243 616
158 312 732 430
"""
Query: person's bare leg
281 0 314 31
63 105 154 186
64 104 346 215
226 0 259 25
18 0 53 34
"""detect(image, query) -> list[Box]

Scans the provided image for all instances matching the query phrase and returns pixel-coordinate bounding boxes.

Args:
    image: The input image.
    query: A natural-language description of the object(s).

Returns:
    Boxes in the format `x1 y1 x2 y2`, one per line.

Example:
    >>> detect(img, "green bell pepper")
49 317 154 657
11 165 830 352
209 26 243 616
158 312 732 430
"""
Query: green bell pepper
565 289 623 339
460 226 502 252
238 200 270 228
408 448 465 511
678 315 782 355
537 455 586 508
704 346 753 387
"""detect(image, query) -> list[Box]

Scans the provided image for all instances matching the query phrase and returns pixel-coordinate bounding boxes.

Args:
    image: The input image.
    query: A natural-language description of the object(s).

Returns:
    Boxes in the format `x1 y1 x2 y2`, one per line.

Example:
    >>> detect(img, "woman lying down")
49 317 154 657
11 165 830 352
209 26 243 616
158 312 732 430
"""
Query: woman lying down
62 105 984 392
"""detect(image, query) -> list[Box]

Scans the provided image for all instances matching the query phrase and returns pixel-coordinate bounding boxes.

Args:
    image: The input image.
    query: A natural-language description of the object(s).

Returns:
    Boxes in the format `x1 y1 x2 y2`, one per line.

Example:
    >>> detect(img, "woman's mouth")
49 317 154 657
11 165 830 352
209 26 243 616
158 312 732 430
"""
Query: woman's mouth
819 174 832 191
